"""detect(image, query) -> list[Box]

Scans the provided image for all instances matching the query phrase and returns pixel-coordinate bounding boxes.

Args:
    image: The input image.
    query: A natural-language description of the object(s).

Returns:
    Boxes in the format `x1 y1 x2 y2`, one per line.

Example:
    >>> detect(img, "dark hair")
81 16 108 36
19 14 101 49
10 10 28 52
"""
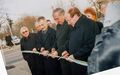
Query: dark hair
47 19 50 22
53 8 65 16
37 16 45 22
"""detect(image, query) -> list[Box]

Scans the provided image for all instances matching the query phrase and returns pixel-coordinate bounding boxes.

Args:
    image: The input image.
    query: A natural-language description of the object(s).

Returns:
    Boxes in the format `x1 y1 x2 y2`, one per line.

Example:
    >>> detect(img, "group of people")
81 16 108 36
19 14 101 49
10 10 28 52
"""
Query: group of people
20 6 103 75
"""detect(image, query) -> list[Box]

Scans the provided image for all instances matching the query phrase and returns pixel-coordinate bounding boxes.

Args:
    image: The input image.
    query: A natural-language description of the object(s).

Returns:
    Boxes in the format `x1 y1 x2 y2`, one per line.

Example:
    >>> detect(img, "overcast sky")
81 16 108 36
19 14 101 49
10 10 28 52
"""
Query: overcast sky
2 0 90 21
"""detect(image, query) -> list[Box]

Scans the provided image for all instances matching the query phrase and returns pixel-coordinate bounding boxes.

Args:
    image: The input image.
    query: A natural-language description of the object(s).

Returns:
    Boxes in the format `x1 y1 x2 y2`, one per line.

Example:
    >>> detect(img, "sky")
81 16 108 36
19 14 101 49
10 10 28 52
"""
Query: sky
2 0 90 21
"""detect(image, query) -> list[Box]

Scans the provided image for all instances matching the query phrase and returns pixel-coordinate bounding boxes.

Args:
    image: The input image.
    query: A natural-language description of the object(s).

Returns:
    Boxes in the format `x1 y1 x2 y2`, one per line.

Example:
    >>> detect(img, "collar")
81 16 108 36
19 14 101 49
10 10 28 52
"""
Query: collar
74 15 86 29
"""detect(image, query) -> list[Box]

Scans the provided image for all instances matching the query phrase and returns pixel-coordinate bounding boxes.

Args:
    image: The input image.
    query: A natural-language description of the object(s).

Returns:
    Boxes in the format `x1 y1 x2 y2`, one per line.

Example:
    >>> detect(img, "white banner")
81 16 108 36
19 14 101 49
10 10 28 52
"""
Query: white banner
0 50 8 75
92 67 120 75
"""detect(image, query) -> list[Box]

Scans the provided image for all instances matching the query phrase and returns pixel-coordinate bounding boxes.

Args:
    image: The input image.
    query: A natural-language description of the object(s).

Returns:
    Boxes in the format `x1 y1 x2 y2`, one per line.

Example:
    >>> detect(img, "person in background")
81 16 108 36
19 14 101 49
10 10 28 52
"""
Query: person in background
47 19 56 30
52 8 72 75
84 7 103 35
20 26 37 75
65 7 96 75
5 33 13 47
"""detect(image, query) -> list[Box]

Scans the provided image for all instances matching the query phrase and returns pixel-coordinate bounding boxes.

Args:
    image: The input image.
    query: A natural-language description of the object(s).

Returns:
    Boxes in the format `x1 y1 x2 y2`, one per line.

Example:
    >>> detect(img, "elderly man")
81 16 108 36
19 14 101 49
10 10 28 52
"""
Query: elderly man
65 7 96 75
35 16 62 75
52 8 72 75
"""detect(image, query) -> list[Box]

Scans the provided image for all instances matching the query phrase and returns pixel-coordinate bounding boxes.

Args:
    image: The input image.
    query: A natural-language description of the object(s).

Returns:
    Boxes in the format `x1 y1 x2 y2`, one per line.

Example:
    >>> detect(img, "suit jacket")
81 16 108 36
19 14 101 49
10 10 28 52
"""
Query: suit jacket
36 27 56 51
53 20 72 55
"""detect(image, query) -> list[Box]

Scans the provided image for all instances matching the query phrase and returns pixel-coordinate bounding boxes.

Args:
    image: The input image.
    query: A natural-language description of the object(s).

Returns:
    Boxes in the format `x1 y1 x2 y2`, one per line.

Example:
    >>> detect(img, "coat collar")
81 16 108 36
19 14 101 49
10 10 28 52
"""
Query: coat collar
74 15 86 29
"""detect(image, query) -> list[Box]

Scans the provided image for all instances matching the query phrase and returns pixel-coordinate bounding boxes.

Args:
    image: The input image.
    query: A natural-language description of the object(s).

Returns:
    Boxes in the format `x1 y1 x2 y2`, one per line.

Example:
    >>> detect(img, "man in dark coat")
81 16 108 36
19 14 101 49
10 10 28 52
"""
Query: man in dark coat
20 26 38 75
65 7 96 75
35 16 61 75
5 34 13 47
52 8 72 75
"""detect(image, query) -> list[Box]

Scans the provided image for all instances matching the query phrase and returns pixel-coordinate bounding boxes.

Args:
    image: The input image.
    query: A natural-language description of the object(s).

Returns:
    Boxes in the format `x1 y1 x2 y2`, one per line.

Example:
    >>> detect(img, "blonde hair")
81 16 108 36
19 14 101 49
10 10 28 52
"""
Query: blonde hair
20 26 29 34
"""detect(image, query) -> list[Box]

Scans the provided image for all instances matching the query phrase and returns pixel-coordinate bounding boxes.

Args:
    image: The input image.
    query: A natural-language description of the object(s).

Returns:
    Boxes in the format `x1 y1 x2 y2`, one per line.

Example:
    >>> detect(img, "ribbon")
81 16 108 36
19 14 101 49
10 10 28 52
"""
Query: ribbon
22 50 88 66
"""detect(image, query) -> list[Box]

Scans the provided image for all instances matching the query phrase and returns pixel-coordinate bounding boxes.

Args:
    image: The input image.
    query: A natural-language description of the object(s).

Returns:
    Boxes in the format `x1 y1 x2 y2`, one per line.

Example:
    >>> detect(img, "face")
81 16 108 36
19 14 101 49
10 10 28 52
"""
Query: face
21 29 29 38
38 19 48 31
35 24 42 32
85 13 94 20
65 13 75 27
53 12 64 25
65 13 72 25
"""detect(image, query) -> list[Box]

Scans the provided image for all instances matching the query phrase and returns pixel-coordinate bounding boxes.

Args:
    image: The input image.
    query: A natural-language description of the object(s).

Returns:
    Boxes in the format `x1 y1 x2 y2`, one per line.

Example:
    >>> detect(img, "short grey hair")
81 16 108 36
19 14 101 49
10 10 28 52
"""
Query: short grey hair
53 8 65 16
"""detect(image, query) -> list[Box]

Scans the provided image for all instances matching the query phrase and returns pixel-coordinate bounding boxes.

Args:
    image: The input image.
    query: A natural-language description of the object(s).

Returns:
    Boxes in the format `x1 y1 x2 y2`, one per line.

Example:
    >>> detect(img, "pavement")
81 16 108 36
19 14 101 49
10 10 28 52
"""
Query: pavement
1 45 32 75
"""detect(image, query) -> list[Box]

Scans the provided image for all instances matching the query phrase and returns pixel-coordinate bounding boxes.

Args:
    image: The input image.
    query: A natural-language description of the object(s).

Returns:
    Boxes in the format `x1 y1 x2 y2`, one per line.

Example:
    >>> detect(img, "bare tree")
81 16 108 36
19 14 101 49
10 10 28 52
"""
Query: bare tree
0 0 10 39
87 0 112 20
12 15 36 37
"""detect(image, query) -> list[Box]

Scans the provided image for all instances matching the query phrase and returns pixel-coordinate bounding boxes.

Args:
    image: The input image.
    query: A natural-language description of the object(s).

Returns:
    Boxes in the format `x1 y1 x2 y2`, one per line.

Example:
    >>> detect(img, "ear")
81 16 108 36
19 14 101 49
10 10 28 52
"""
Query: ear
73 15 77 21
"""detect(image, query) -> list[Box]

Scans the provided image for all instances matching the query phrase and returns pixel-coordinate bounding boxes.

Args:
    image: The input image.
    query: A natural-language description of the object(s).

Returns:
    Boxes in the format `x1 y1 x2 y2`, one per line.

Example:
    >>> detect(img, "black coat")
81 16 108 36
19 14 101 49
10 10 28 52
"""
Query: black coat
36 27 56 51
20 33 36 51
20 33 45 75
5 35 13 46
20 33 37 66
95 21 103 35
53 20 72 55
69 15 96 61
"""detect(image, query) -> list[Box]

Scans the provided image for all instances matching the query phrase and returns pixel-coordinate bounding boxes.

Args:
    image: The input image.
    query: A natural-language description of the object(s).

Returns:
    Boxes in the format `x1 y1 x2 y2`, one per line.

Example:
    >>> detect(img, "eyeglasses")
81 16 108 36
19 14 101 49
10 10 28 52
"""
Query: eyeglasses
22 30 28 34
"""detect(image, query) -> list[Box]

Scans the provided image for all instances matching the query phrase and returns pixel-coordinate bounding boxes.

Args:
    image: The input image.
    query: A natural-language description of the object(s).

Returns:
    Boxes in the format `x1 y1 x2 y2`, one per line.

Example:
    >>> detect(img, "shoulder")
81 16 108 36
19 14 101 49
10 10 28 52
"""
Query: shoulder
48 27 56 34
20 37 24 43
96 21 103 29
30 33 36 37
28 33 37 40
56 24 60 28
96 21 103 26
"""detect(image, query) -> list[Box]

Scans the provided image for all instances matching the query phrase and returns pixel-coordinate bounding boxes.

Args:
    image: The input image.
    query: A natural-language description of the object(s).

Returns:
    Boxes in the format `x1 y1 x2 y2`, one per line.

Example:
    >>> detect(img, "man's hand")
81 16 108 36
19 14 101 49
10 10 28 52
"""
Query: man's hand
62 50 69 58
40 47 45 52
32 48 37 51
66 55 75 62
51 48 56 52
49 50 58 58
41 50 49 56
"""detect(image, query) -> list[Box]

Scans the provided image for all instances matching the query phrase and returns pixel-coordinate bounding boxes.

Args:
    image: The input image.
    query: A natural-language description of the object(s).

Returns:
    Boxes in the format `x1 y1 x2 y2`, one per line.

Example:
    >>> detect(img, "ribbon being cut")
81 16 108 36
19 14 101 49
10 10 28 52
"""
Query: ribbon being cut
22 50 88 66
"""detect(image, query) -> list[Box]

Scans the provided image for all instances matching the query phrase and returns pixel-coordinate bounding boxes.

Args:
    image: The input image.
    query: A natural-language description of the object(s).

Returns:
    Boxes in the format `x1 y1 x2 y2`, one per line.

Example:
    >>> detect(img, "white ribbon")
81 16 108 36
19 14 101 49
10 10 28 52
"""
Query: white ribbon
22 50 88 66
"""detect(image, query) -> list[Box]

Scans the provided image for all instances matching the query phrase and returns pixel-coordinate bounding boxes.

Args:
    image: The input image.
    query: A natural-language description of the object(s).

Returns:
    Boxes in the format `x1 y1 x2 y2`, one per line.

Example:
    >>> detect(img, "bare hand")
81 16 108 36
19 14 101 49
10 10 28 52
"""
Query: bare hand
41 50 49 56
62 50 69 58
32 48 37 51
66 55 74 62
51 48 56 53
49 50 58 58
40 47 45 52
